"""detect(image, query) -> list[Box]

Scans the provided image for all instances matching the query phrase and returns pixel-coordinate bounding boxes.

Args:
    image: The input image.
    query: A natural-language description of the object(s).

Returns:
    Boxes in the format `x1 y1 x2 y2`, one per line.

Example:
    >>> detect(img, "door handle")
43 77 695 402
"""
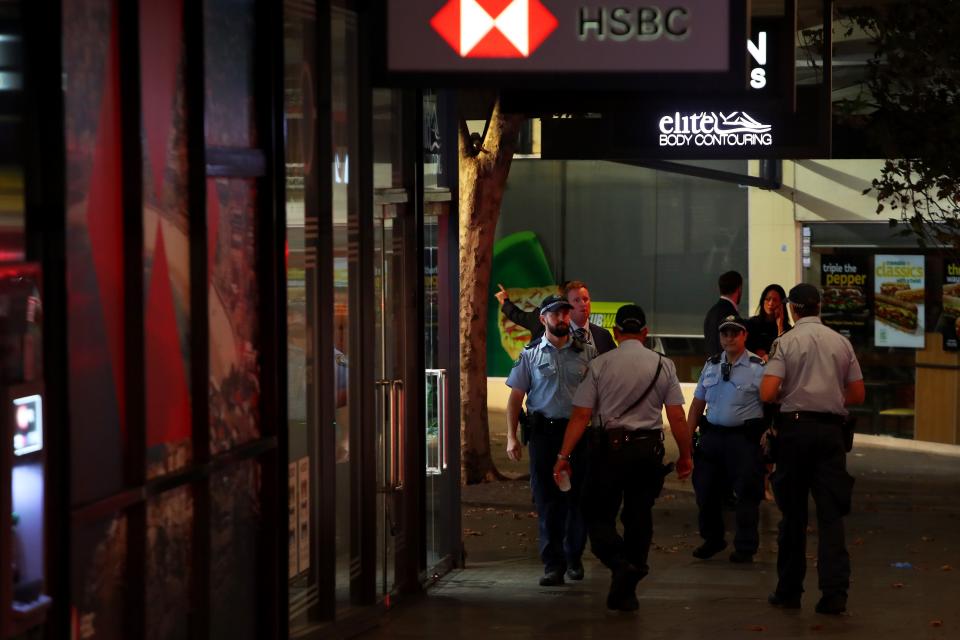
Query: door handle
438 369 448 470
391 380 405 489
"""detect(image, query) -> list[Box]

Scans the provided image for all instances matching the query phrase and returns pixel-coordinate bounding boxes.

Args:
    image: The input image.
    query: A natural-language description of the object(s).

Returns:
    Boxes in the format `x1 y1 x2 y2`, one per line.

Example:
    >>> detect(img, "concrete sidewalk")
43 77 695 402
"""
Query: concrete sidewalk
367 430 960 639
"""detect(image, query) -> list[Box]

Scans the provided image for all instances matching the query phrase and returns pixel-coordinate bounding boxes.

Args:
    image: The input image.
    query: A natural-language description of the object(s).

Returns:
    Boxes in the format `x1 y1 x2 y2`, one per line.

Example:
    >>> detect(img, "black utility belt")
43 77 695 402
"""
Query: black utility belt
778 411 844 425
701 418 763 432
528 413 568 428
594 426 663 448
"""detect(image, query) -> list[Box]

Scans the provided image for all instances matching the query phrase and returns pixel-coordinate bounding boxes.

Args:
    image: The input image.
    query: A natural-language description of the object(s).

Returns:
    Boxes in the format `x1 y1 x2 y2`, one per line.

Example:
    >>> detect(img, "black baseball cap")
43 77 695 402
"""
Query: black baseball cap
718 315 747 332
539 294 573 315
787 283 821 307
614 304 647 333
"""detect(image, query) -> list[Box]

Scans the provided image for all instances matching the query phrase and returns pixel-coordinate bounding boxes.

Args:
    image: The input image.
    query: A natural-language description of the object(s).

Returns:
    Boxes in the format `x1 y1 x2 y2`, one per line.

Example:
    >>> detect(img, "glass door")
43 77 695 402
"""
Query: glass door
424 201 456 572
373 199 407 600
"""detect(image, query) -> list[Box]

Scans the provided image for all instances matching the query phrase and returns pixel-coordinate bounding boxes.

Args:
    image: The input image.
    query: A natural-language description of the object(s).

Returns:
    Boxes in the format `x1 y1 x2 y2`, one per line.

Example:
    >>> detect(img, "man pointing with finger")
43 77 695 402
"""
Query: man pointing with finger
554 304 693 612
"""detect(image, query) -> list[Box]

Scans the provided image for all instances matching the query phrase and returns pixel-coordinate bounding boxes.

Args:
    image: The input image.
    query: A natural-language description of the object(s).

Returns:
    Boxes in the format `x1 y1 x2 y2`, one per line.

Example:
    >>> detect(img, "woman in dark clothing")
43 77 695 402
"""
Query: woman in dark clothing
746 284 791 359
747 284 790 502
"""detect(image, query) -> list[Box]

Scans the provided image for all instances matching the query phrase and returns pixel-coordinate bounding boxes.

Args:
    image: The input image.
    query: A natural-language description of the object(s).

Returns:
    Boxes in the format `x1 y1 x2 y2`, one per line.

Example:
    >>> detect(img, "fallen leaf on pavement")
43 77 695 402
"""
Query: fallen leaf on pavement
464 529 484 537
810 624 824 632
921 536 934 542
940 565 953 572
745 625 766 632
930 620 943 628
891 582 904 588
853 538 864 546
527 512 537 519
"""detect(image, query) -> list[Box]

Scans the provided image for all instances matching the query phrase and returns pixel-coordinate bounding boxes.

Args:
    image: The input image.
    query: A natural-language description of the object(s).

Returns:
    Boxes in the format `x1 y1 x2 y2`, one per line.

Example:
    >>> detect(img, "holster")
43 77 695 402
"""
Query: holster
518 409 530 445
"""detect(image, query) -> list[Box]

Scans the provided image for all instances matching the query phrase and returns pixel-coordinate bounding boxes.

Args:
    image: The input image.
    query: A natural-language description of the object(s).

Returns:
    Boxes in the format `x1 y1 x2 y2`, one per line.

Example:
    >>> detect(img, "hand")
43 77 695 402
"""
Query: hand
506 435 523 461
494 283 509 306
553 459 571 486
675 454 693 480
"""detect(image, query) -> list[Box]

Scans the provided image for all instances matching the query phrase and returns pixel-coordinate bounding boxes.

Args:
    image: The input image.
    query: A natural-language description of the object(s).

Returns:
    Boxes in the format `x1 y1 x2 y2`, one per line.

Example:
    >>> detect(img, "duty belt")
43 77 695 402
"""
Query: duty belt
779 411 844 424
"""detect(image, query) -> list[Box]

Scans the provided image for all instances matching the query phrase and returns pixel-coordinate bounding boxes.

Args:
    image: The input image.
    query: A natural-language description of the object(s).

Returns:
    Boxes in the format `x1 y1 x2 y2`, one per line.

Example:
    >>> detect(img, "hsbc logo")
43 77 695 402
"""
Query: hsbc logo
430 0 559 58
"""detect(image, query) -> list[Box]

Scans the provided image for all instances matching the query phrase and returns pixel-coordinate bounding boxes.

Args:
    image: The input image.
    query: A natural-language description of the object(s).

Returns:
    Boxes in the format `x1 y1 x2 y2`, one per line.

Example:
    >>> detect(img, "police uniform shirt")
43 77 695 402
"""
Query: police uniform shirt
506 334 597 419
694 350 764 427
764 316 863 415
572 340 684 431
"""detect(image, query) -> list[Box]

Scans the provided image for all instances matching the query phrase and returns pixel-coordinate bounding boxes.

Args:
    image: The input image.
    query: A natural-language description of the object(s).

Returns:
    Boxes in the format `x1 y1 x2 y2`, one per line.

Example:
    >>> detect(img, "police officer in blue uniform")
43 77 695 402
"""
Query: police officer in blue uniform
687 315 767 563
506 294 598 586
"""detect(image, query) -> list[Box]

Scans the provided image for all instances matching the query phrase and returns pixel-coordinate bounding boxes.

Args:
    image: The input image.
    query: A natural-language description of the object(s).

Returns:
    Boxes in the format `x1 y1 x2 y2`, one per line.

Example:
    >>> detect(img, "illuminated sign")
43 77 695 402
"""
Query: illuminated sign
12 394 42 456
748 31 767 89
430 0 558 58
658 111 773 148
387 0 732 73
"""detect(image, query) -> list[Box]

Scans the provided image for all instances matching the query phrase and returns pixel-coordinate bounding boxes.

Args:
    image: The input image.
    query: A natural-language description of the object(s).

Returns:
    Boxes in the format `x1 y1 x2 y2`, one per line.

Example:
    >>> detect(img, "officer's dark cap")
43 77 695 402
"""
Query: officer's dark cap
614 304 647 333
539 294 573 315
786 283 821 307
718 315 747 332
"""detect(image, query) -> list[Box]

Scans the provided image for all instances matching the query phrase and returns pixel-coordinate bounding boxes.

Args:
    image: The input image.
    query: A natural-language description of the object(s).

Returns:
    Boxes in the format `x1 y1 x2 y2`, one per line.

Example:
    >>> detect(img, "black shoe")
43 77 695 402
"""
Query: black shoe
729 551 754 564
815 595 847 615
606 564 641 612
692 540 727 560
768 592 801 609
539 569 565 587
566 560 584 581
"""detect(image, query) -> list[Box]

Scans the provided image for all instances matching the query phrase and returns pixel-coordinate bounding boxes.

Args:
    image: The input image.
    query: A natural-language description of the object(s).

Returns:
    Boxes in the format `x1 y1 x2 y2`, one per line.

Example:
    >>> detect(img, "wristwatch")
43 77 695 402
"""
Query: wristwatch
557 453 570 461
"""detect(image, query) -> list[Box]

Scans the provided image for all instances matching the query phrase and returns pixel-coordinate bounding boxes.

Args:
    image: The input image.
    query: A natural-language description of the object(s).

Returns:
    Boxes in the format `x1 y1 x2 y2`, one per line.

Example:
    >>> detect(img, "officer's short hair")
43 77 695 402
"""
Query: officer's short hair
718 271 743 296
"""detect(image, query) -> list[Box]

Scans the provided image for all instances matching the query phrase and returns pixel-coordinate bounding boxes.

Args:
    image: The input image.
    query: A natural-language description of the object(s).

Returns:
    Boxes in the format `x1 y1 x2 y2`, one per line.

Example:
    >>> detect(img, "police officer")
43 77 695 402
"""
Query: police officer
687 315 766 563
506 294 598 586
760 283 865 615
552 304 693 612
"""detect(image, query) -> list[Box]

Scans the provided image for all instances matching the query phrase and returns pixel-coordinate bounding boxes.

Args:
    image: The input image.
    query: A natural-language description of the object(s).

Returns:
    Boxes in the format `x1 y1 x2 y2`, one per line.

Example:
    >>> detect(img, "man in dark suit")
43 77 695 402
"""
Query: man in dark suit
703 271 743 357
496 280 617 354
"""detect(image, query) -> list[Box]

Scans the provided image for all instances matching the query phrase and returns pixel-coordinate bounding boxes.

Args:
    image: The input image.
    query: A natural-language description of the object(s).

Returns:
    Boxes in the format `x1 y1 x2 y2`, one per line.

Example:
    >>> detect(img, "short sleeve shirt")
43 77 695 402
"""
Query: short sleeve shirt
764 316 863 415
572 340 684 431
506 335 597 419
694 350 765 427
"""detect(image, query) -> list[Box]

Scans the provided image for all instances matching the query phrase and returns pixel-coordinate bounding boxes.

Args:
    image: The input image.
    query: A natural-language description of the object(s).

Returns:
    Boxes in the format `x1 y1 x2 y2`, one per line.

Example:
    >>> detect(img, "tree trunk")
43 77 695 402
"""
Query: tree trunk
459 100 523 485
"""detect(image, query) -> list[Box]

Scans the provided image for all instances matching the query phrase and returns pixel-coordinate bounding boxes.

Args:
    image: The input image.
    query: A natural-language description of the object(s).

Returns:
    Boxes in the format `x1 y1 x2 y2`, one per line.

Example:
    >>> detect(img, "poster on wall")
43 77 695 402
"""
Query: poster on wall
874 255 925 348
820 256 869 338
940 260 960 351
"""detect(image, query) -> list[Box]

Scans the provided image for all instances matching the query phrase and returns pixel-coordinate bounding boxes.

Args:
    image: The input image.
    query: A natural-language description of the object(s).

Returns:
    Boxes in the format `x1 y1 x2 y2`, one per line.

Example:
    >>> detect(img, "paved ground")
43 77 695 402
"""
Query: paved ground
365 425 960 639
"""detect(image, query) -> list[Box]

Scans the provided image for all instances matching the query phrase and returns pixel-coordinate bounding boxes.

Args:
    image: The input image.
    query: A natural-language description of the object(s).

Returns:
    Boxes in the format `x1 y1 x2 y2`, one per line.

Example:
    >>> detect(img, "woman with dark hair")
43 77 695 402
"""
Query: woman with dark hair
746 284 791 360
747 284 791 501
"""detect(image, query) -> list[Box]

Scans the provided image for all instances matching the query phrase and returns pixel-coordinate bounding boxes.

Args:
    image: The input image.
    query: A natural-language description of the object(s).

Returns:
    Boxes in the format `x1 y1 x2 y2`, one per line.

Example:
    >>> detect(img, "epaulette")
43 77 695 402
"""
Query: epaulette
708 353 722 365
749 355 764 365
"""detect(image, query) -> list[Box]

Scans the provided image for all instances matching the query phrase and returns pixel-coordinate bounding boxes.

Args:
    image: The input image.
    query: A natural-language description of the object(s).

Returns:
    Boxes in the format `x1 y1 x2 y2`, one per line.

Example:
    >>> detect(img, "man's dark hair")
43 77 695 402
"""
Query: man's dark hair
790 303 820 318
561 280 589 298
718 271 743 296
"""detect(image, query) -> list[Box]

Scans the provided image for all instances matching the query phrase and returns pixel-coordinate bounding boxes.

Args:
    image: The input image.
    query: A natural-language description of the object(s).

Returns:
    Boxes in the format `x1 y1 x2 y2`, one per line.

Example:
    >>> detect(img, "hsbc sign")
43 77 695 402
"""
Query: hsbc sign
387 0 734 75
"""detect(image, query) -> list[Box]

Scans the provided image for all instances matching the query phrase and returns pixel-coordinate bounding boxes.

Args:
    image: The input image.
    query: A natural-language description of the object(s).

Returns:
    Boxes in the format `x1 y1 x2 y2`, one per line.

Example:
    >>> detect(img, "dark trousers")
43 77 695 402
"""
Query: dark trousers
692 427 765 554
771 420 854 599
528 425 587 572
581 433 666 579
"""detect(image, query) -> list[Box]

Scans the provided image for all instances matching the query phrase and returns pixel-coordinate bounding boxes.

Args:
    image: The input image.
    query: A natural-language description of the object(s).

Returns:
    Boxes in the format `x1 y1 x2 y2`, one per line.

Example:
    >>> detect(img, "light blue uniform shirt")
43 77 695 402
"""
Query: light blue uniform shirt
694 349 765 427
506 334 596 419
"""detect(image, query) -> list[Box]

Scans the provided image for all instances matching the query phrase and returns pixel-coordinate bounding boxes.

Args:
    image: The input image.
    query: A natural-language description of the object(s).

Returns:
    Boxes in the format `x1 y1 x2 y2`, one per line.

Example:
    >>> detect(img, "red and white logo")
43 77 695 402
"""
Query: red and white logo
430 0 558 58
